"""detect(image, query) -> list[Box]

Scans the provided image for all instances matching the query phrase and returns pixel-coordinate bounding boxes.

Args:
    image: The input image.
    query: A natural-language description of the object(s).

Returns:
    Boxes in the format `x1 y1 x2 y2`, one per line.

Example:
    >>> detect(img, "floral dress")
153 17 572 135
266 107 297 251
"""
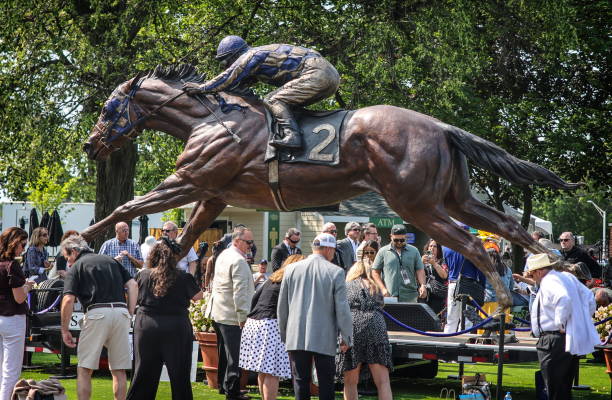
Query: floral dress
336 279 392 379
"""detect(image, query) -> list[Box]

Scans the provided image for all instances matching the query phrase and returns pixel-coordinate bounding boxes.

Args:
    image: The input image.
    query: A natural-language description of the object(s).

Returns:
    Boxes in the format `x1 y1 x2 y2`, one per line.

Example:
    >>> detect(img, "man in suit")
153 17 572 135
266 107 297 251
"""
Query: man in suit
278 233 353 400
210 226 255 400
321 222 345 270
270 227 302 272
336 221 361 271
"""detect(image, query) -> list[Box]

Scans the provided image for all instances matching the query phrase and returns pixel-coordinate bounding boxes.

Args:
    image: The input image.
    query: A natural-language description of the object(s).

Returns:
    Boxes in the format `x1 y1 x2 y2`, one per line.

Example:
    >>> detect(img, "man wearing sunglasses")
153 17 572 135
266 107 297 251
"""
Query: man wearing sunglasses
371 224 426 302
321 222 346 270
270 227 302 272
209 226 255 400
336 222 362 271
161 221 198 275
558 232 601 281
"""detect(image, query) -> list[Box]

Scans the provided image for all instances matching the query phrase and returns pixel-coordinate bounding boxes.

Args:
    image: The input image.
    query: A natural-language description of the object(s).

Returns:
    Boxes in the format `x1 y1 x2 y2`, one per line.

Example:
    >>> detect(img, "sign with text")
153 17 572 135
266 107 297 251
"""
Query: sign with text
369 217 404 229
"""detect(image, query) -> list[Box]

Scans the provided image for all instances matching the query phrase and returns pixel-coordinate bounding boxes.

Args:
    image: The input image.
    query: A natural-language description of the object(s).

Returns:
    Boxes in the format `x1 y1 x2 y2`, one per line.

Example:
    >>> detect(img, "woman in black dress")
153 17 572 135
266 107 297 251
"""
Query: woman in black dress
127 237 203 400
337 259 392 400
421 239 448 315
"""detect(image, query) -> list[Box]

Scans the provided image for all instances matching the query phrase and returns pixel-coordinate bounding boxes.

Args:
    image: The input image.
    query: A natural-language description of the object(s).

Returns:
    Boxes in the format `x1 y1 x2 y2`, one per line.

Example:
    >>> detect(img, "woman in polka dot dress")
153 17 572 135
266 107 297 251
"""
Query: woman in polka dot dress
239 254 304 400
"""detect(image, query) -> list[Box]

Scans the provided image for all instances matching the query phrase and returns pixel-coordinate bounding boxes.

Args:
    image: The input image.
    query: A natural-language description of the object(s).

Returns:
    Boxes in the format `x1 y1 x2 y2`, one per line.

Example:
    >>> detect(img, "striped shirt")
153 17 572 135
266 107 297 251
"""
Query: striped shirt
99 238 142 277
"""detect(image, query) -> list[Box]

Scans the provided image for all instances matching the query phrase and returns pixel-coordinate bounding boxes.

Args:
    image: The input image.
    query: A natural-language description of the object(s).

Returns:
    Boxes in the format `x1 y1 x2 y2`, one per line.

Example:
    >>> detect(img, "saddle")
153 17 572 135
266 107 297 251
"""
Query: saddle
263 108 352 166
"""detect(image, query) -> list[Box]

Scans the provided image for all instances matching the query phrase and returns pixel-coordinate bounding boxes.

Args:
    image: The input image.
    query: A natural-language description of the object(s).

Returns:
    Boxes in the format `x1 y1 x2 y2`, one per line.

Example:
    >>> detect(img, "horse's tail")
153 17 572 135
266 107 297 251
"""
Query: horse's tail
441 122 581 190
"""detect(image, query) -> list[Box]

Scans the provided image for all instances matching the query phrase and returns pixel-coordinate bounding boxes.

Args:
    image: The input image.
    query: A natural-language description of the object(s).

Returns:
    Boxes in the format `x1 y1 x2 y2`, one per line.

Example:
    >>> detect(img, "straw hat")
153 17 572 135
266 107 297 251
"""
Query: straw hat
525 253 556 273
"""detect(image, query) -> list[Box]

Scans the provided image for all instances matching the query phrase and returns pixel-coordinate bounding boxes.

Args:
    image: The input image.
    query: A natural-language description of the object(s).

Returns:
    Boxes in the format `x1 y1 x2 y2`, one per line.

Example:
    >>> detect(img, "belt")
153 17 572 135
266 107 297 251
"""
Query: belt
541 330 563 335
87 302 127 312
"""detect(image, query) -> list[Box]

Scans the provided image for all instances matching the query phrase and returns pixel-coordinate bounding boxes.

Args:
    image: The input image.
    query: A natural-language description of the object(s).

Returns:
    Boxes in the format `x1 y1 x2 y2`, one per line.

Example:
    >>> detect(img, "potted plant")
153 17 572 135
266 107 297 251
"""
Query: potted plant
189 298 218 388
594 304 612 377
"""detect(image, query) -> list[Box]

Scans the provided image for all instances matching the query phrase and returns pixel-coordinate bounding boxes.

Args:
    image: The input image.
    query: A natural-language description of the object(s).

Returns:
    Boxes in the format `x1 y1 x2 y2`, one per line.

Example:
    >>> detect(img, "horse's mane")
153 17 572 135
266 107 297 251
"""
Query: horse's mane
148 64 205 83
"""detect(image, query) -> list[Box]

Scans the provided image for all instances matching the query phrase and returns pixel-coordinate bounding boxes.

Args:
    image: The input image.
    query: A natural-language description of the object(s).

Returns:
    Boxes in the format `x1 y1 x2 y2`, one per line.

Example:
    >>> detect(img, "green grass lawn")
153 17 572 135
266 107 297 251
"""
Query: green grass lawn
20 353 610 399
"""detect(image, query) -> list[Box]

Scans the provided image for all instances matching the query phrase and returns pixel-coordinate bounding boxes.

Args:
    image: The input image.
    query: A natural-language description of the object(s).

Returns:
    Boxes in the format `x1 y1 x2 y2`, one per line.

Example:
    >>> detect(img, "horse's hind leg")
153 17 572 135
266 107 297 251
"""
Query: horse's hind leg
446 196 549 255
385 199 512 308
176 198 227 258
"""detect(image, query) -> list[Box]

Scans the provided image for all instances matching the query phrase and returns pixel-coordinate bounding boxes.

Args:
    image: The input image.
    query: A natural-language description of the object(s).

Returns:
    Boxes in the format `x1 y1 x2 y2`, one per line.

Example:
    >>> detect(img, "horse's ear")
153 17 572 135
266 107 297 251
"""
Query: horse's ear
129 72 145 89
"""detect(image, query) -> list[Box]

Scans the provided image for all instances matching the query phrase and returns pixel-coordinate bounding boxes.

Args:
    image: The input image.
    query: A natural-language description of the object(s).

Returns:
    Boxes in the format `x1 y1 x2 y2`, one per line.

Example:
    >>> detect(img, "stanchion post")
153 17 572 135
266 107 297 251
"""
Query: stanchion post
496 313 506 400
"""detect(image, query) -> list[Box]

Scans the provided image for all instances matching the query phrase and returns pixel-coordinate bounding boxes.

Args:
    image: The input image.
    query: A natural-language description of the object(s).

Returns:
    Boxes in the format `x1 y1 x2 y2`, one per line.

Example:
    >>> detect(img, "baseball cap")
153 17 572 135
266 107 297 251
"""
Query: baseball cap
391 224 407 235
259 259 268 264
313 233 336 248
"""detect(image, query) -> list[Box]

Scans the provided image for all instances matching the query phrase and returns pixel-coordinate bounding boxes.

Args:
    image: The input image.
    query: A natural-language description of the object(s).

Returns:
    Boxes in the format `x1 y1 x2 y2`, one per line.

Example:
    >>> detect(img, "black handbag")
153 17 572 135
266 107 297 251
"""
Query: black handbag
454 258 485 306
425 264 447 298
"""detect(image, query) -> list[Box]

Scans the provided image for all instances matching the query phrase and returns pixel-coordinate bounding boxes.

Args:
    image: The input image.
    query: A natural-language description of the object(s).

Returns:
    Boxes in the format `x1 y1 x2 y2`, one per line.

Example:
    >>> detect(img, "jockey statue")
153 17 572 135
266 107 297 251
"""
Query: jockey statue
183 35 340 149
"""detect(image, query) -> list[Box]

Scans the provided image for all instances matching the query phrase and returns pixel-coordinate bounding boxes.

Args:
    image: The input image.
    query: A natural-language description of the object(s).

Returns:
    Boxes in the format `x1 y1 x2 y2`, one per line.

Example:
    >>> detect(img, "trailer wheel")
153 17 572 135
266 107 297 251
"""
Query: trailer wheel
392 360 439 379
33 279 64 312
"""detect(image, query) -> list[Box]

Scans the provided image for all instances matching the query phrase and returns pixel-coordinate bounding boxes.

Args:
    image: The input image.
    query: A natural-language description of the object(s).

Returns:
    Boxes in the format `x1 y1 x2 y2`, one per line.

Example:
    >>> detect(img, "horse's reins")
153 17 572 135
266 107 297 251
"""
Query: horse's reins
181 80 241 143
102 77 241 146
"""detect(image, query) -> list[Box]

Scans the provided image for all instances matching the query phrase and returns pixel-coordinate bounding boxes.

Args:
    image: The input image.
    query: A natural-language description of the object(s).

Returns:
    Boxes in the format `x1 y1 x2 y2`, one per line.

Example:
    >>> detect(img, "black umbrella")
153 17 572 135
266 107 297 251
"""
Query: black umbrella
29 208 39 236
138 215 149 244
18 217 26 229
47 210 64 247
40 211 51 231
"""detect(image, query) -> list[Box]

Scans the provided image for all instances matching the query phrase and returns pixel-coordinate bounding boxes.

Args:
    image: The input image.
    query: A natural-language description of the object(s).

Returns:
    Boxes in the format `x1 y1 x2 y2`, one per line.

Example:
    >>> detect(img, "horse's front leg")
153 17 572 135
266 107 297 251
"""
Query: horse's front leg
81 173 207 241
176 198 227 258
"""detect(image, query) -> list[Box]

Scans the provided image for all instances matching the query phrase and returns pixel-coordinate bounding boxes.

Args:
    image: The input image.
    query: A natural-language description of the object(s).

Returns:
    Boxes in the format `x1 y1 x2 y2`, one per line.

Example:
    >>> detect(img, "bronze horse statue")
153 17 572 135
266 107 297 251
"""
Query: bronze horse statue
82 65 578 307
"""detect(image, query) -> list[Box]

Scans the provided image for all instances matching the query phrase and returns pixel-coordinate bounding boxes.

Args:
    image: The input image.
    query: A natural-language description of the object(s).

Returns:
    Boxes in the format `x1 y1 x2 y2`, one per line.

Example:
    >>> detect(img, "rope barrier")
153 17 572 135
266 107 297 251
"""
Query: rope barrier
33 295 62 315
594 316 612 326
381 309 495 337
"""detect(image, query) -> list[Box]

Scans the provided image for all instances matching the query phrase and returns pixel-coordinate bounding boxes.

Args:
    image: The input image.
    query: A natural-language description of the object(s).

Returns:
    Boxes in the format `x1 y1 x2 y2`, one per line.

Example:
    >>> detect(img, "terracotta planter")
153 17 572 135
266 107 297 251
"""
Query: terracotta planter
603 348 612 379
195 331 219 389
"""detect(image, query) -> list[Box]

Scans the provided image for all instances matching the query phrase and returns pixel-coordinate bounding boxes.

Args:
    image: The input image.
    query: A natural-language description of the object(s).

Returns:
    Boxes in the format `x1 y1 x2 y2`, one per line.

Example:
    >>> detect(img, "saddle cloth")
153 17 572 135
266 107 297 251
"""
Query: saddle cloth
264 108 352 165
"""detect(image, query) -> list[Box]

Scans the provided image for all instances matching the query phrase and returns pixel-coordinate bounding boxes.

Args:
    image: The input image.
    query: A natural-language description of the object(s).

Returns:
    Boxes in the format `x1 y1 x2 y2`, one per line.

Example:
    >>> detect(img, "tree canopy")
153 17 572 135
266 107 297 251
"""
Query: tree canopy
1 1 609 245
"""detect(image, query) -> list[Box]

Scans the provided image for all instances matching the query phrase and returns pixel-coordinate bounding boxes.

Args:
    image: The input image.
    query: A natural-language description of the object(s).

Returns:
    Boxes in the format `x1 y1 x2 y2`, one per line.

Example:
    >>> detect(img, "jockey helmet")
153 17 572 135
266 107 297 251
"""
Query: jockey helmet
216 35 249 61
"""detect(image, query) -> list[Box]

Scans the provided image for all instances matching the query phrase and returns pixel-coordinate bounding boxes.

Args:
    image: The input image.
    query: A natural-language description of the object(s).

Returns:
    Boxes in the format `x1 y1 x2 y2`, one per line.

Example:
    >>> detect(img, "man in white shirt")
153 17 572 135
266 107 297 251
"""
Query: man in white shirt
162 221 198 275
527 253 599 400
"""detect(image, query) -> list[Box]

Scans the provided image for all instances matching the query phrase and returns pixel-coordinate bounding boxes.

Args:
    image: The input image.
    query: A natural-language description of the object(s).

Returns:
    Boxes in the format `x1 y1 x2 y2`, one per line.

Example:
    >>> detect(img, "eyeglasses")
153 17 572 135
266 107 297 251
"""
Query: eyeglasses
366 231 377 235
364 250 376 255
241 239 254 245
326 230 337 234
559 238 571 242
351 228 361 232
393 238 406 243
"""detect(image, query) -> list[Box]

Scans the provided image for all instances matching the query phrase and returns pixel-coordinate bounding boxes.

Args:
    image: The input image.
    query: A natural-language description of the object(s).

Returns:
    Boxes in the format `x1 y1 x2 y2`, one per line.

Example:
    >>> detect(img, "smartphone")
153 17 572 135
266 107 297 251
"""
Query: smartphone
28 275 39 282
425 251 432 256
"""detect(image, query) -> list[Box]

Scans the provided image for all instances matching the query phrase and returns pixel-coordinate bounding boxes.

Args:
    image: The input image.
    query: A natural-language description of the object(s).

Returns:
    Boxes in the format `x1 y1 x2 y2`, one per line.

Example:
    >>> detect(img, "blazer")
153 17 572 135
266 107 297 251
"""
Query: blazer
210 246 255 326
336 238 357 271
278 254 353 356
270 242 302 272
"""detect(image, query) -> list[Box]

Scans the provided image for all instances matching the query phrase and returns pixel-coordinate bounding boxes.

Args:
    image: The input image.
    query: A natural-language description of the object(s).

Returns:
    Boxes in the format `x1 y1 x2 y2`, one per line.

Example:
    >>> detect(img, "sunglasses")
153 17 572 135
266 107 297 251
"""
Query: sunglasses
162 229 176 233
393 238 406 243
326 230 337 234
366 231 377 235
241 239 254 245
351 228 361 232
559 238 571 242
364 250 376 255
288 238 300 244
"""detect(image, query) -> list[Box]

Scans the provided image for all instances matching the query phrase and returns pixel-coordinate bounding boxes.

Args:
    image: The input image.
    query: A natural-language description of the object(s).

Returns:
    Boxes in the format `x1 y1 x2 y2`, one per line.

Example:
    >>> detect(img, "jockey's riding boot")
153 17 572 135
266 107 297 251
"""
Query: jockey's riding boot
273 121 302 149
264 99 303 149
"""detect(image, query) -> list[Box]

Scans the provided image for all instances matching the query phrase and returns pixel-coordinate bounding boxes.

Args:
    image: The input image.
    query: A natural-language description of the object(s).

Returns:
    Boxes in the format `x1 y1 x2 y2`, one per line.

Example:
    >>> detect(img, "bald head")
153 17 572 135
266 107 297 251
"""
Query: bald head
115 222 129 242
322 222 337 238
596 289 611 308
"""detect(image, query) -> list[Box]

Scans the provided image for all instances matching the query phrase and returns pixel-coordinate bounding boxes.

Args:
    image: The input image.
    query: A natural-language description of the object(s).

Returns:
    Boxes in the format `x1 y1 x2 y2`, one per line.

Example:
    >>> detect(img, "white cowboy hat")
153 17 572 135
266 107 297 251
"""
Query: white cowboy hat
525 253 556 273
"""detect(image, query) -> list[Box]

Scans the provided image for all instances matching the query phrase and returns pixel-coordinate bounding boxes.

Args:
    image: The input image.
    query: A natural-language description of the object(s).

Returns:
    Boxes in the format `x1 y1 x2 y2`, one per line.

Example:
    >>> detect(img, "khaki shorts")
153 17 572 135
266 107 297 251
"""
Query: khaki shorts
77 306 131 370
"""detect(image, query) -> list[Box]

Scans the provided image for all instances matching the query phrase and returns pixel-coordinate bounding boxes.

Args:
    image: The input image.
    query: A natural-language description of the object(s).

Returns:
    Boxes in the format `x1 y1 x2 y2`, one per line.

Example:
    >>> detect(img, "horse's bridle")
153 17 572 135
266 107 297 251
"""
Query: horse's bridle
95 77 186 149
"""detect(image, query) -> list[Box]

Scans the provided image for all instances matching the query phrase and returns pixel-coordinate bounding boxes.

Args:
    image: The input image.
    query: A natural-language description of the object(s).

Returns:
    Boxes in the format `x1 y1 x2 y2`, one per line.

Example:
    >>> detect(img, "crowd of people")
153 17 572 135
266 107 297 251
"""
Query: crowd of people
0 219 608 400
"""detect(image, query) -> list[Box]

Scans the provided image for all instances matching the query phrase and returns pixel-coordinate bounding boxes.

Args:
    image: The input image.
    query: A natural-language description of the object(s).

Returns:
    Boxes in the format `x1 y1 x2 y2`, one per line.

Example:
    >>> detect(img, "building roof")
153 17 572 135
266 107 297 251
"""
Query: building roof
325 192 399 218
